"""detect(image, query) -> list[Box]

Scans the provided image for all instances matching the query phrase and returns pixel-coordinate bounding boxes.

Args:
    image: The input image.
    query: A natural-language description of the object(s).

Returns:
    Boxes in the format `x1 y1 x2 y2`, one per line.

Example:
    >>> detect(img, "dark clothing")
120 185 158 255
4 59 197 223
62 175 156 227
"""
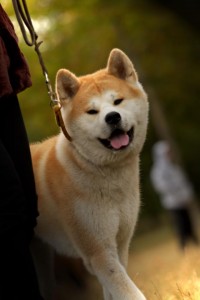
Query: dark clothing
0 96 43 300
0 95 38 237
0 4 32 98
0 4 43 300
170 208 199 249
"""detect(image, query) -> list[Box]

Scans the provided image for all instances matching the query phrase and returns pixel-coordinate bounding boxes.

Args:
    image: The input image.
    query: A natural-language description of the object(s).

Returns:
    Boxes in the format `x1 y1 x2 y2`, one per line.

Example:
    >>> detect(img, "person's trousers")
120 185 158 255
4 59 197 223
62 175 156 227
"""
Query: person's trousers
0 94 43 299
170 207 198 248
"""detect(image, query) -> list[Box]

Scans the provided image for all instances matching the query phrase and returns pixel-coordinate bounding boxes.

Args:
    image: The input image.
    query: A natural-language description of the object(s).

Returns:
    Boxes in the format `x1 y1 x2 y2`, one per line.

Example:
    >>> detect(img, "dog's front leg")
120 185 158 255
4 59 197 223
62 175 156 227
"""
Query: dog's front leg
103 287 112 300
91 250 146 300
118 237 130 270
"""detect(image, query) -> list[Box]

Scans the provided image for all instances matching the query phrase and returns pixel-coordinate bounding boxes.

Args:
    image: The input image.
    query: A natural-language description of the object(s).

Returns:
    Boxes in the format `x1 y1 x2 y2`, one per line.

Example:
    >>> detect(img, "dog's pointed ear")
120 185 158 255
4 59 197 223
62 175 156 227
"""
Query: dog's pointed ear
56 69 80 101
107 49 138 83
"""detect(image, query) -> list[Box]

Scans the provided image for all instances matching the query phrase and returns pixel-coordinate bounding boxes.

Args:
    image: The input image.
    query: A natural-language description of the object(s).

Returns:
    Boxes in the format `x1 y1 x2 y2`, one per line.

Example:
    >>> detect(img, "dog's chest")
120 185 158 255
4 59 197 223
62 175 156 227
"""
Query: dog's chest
74 168 138 235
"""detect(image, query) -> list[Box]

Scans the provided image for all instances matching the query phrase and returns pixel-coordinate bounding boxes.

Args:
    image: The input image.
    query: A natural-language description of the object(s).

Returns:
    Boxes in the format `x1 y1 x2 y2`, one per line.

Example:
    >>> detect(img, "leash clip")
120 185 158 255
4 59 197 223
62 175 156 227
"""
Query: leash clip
44 72 71 140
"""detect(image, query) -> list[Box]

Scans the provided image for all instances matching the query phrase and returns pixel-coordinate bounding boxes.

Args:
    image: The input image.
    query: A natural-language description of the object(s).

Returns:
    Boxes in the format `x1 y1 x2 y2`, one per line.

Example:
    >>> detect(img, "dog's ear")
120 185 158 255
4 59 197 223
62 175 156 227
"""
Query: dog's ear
107 49 138 83
56 69 80 101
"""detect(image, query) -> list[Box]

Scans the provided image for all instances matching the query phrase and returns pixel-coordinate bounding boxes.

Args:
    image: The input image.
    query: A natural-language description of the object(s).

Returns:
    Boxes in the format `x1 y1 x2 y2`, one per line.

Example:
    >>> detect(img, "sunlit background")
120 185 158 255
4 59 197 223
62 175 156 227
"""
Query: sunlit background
2 0 200 299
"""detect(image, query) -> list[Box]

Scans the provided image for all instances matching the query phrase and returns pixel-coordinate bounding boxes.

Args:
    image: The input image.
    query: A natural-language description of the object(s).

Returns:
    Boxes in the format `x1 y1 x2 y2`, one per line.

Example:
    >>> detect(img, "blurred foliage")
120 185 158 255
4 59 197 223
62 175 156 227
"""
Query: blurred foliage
2 0 200 218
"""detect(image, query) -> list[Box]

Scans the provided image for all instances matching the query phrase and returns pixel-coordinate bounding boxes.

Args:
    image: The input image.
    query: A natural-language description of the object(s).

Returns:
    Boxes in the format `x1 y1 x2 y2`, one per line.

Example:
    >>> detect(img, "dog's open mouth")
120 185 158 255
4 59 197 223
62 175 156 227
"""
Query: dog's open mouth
98 127 134 150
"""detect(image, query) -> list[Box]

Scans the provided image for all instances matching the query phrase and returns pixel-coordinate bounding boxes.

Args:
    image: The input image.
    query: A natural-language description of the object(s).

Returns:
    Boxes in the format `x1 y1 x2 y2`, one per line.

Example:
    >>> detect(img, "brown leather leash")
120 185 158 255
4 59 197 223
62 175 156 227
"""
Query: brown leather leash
12 0 72 142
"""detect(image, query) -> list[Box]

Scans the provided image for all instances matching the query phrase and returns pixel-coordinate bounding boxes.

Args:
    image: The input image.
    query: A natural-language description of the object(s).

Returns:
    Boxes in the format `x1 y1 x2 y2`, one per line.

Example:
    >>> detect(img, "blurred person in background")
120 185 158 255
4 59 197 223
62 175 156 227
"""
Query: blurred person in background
150 140 199 250
0 4 43 299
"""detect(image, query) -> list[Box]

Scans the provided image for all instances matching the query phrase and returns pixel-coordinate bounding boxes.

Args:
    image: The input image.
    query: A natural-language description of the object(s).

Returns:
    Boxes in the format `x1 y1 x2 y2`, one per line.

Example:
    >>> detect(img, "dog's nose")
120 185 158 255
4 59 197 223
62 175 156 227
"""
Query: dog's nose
105 112 121 125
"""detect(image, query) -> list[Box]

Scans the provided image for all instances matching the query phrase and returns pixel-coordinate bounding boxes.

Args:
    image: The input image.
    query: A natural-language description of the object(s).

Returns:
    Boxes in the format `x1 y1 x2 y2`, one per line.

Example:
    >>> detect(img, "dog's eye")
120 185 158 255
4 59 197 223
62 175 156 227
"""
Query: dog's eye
114 98 123 106
87 109 98 115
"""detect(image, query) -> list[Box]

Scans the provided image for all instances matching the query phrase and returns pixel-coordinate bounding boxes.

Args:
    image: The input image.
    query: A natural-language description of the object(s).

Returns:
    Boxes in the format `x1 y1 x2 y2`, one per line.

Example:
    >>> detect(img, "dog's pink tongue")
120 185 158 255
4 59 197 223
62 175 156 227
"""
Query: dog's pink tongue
110 134 129 150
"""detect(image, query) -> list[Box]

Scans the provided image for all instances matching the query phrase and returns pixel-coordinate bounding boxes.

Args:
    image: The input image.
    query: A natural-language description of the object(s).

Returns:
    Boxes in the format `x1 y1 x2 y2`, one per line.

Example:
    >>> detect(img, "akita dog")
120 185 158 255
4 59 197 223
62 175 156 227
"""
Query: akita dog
31 49 148 300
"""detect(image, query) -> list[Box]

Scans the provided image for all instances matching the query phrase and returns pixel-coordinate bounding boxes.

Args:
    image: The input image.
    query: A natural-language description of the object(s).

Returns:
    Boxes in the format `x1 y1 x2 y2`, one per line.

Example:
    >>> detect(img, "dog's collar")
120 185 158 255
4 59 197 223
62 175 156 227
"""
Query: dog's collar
52 103 72 142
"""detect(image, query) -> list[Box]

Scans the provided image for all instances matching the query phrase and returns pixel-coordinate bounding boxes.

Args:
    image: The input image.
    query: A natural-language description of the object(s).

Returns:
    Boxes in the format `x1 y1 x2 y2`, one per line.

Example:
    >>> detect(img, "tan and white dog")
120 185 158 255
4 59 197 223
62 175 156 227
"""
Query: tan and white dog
31 49 148 300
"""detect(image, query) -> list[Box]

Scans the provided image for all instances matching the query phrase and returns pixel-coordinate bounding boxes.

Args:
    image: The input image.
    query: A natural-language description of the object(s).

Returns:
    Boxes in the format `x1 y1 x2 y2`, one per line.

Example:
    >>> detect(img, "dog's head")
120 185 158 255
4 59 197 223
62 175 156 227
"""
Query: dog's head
56 49 148 165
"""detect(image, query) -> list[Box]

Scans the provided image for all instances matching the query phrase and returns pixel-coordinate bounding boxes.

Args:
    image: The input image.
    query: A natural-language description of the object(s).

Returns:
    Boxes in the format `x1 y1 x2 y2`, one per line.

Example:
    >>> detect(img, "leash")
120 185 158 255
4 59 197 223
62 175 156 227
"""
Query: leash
12 0 72 142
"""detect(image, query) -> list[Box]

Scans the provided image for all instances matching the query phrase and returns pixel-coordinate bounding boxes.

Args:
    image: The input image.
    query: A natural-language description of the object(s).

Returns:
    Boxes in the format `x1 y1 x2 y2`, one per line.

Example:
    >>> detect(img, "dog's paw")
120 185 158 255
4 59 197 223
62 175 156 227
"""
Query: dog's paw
135 293 146 300
133 289 146 300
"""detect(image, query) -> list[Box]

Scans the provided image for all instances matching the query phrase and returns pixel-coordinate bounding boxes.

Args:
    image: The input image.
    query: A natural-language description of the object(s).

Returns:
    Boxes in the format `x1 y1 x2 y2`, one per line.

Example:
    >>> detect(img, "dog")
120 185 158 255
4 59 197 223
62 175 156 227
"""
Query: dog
31 48 148 300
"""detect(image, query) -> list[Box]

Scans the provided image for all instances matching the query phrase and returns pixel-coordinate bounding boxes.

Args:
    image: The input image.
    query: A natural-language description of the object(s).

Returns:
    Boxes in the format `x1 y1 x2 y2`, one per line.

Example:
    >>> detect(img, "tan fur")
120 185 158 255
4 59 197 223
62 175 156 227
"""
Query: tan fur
31 49 148 300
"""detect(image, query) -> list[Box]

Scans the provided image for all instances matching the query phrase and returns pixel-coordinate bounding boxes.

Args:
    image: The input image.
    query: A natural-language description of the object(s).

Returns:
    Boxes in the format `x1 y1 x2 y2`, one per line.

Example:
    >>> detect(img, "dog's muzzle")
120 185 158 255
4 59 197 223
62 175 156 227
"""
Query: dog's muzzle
98 126 134 151
98 112 134 150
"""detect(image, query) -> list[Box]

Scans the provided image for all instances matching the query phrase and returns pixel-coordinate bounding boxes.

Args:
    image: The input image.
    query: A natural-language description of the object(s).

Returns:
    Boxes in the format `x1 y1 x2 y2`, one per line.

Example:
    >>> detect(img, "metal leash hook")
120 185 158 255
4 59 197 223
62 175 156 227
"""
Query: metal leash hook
12 0 72 142
45 71 72 142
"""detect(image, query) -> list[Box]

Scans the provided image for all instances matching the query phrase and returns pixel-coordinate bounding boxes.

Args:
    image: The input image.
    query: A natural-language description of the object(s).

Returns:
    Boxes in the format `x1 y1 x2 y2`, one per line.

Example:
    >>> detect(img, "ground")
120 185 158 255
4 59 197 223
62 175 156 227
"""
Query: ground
130 226 200 300
54 225 200 300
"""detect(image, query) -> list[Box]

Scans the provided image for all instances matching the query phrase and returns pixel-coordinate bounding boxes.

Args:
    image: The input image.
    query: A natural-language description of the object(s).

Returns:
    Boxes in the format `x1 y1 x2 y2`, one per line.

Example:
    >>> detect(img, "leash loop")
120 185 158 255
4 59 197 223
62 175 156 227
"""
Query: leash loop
12 0 36 46
12 0 72 142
